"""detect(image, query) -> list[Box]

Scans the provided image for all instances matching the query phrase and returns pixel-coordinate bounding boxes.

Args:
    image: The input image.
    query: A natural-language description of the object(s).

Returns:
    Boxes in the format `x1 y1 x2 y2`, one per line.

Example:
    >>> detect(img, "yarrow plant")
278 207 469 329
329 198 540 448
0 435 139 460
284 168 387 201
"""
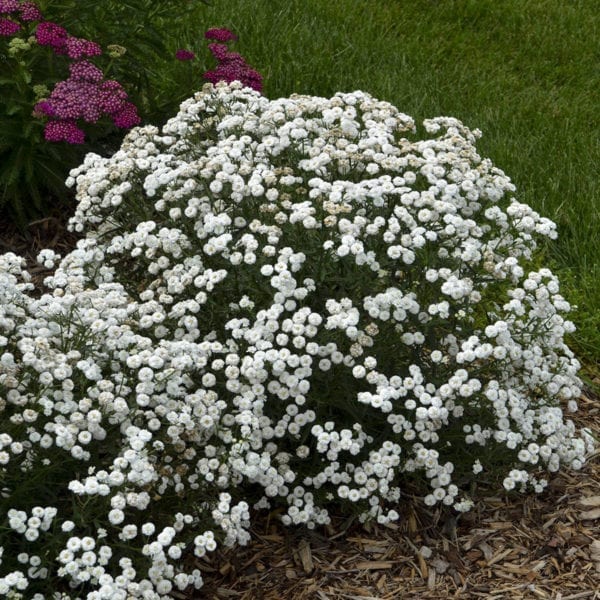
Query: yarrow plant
174 28 263 93
0 0 215 227
203 28 263 92
0 82 593 597
0 0 143 225
31 20 141 143
33 58 141 143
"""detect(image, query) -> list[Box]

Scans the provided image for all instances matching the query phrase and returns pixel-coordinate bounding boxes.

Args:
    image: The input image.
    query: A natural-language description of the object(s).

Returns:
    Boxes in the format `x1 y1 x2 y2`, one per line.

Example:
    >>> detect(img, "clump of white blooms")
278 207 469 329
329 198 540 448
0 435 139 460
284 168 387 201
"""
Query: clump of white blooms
0 82 594 597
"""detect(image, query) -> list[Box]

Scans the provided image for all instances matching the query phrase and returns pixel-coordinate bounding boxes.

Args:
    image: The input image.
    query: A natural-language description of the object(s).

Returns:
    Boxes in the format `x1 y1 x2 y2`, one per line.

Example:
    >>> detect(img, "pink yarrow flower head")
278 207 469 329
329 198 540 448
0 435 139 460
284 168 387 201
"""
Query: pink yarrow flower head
37 59 141 142
33 99 55 117
98 80 128 114
203 29 263 92
36 21 68 50
65 36 102 59
204 28 237 42
69 59 104 83
43 120 85 144
0 0 19 14
207 43 228 61
204 44 263 92
175 48 195 61
43 79 103 123
112 102 141 128
0 16 19 35
18 1 43 21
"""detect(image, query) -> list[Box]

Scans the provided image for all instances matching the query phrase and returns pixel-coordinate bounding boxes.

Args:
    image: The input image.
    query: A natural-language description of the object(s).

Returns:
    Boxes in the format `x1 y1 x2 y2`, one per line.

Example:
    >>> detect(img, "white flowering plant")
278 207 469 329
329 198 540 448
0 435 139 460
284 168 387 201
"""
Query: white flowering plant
0 82 594 598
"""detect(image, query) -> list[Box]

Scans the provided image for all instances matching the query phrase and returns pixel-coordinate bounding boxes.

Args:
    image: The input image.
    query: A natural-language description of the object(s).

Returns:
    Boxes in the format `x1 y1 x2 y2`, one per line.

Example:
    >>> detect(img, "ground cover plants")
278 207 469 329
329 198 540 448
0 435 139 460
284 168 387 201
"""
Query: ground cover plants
0 81 595 597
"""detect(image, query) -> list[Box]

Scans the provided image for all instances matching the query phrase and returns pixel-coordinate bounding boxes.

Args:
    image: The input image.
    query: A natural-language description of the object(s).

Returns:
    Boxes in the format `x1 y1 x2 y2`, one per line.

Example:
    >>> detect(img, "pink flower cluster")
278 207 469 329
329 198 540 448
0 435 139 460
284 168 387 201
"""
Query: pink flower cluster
0 17 20 35
203 40 263 92
34 20 67 48
204 27 238 43
64 35 102 59
175 48 195 61
43 119 85 144
17 1 41 21
35 21 101 59
175 28 263 92
0 0 20 14
35 59 140 143
0 0 142 143
0 0 34 35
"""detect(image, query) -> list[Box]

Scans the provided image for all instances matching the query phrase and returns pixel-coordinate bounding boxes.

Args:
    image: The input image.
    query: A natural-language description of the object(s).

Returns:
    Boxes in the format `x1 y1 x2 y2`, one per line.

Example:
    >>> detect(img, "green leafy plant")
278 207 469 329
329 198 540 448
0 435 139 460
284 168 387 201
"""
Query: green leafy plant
0 82 593 597
36 0 211 124
0 0 210 230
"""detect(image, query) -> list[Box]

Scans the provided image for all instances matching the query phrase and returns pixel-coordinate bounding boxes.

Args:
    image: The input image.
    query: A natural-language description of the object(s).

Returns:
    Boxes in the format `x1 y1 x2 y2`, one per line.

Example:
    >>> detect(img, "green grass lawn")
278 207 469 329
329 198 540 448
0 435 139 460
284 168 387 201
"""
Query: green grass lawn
179 0 599 371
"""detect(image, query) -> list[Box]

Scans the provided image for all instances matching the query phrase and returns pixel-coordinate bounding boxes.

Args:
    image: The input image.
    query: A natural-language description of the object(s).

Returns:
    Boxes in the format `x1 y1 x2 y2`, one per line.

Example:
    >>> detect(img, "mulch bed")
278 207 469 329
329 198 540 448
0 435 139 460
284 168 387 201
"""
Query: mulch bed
1 206 598 600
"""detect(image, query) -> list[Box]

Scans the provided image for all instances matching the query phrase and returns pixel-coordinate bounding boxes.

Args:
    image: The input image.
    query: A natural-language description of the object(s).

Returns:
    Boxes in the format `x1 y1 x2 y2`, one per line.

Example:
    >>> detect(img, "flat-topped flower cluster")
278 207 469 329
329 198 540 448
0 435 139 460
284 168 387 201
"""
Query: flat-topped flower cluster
0 82 593 598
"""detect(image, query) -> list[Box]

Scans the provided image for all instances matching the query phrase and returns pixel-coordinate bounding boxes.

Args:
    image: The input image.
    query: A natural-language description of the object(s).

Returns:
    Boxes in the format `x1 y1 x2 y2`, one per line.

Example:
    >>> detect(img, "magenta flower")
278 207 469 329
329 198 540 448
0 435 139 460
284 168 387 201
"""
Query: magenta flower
0 0 19 14
0 16 19 35
207 43 228 61
43 119 85 144
98 80 129 114
42 79 103 122
69 59 104 83
41 76 139 125
35 21 68 50
33 99 55 117
175 48 195 61
18 1 42 21
65 36 102 59
37 58 141 141
202 28 263 92
112 102 141 128
203 39 263 92
204 28 237 42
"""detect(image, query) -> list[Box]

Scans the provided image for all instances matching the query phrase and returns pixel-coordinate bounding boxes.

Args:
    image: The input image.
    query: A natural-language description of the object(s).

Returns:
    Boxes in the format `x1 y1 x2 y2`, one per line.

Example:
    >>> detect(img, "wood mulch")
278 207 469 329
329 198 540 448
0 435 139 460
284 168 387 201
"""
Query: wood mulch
0 206 598 600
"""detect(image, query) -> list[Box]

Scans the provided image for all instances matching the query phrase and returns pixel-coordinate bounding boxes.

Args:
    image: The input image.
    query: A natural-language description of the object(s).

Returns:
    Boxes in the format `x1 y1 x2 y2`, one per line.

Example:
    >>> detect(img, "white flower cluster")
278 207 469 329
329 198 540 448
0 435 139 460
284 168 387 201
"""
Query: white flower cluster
0 82 593 597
